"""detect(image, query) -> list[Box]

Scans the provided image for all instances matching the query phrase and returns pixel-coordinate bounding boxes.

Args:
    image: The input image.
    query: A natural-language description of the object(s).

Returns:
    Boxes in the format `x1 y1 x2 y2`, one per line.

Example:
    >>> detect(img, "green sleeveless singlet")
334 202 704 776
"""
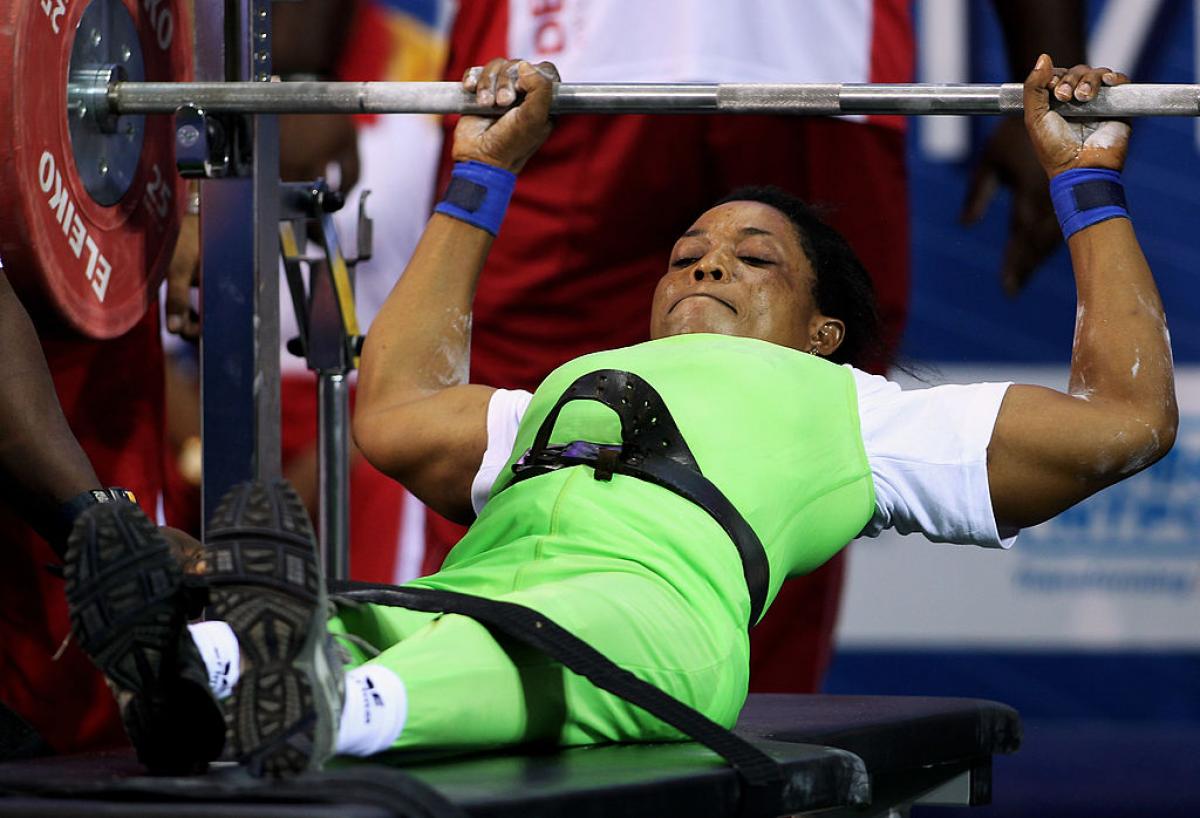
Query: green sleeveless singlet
332 333 876 750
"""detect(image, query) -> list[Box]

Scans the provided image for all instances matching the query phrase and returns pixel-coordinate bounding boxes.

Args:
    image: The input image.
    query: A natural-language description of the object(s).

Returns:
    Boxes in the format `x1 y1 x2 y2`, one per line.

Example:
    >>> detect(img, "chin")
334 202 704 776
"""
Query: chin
660 320 737 339
652 300 746 339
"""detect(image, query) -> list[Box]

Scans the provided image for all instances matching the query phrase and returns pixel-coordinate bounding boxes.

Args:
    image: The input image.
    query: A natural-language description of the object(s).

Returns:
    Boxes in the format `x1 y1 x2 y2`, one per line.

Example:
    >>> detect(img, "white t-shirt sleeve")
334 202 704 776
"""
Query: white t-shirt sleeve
850 367 1017 549
470 388 534 515
471 372 1017 548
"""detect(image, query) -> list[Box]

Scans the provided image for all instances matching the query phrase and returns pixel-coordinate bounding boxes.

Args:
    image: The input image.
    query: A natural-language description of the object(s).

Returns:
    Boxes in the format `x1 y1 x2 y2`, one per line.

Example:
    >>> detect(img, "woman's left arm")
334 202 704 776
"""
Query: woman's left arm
987 56 1178 531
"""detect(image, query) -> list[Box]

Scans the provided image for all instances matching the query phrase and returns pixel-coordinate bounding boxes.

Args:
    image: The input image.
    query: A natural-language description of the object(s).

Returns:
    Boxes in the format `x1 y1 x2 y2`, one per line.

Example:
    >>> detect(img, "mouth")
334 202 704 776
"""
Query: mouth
669 293 737 314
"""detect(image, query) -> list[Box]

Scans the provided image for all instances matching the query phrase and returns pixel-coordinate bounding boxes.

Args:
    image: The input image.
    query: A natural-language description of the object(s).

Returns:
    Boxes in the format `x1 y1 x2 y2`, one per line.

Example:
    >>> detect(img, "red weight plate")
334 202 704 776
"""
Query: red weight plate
0 0 192 338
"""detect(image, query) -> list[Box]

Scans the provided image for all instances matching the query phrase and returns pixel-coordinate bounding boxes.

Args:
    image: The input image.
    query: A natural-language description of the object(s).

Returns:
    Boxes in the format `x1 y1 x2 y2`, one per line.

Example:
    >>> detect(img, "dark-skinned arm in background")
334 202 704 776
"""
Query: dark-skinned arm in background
964 1 1086 294
272 0 361 192
0 269 203 566
0 270 101 551
987 57 1177 529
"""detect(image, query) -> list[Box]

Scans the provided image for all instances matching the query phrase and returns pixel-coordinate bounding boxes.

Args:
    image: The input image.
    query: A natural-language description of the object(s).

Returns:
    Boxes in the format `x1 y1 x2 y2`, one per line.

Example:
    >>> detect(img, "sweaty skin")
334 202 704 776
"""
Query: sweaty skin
650 201 843 356
985 55 1175 529
354 55 1176 536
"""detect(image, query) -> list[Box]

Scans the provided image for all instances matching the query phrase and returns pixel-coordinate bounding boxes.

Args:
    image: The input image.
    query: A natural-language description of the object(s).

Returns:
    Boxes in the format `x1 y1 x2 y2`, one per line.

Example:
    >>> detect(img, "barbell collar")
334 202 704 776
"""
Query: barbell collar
97 80 1200 119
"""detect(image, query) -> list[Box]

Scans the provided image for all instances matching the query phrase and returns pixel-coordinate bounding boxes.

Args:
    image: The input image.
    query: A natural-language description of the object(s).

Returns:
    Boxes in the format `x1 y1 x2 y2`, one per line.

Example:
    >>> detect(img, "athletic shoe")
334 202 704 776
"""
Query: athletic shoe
204 479 343 778
64 500 224 774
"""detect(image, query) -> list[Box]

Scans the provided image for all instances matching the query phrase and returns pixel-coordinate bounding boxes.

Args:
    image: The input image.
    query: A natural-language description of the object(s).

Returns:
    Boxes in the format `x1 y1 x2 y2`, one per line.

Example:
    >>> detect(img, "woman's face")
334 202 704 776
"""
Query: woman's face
650 201 841 353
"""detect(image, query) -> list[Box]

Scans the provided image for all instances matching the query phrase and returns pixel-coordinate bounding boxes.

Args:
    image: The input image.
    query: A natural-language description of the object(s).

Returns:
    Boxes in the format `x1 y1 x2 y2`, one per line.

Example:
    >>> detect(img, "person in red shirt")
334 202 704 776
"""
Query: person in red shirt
0 262 200 755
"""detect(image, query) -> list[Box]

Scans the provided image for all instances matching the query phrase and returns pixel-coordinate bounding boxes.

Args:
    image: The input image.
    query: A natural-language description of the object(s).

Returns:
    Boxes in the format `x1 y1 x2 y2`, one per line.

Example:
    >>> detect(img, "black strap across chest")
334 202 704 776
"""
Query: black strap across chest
499 369 769 628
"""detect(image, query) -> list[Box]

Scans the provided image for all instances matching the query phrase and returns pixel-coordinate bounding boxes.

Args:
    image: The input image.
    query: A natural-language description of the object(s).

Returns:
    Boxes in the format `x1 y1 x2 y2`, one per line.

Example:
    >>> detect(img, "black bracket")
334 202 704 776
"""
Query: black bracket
278 179 373 374
174 105 253 179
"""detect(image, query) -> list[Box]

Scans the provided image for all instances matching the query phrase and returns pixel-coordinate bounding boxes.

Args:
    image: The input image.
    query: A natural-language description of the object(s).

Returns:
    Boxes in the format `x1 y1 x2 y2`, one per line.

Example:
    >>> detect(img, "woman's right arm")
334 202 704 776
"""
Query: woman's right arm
353 59 557 524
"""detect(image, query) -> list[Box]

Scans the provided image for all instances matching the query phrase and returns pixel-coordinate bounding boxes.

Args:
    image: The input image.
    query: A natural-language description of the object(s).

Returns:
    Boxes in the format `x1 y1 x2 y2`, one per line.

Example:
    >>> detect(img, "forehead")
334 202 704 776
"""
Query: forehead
683 201 801 247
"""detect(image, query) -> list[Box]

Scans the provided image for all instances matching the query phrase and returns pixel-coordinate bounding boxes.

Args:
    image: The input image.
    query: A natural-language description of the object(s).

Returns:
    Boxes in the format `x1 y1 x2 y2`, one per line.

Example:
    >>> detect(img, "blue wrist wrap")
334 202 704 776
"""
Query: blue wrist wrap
434 161 517 236
1049 168 1129 239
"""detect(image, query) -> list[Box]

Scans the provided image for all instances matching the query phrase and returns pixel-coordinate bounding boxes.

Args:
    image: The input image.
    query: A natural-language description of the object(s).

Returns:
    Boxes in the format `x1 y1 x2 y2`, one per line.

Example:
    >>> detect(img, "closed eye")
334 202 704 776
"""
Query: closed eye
671 257 700 268
739 256 774 267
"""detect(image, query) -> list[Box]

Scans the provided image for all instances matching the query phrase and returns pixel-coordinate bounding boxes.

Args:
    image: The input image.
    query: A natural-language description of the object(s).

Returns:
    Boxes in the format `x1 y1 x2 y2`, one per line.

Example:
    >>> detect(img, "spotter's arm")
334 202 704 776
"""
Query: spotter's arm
0 271 101 552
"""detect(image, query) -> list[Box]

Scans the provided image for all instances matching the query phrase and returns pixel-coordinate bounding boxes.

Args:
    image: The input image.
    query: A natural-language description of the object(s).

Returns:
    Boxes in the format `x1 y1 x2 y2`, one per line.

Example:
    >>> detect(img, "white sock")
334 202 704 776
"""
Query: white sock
190 622 406 756
335 665 408 757
187 621 241 700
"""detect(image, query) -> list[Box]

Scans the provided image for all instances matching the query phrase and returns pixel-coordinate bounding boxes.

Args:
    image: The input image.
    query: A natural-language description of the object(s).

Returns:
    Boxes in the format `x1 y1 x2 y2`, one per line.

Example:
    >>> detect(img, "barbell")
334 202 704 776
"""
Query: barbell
4 0 1198 339
0 0 190 339
85 78 1200 118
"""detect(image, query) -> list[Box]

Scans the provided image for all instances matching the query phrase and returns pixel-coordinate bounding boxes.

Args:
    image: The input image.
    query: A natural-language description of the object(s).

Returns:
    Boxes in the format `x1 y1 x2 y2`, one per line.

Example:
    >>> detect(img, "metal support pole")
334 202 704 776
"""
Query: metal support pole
197 1 238 530
105 80 1200 118
250 0 282 486
279 184 362 581
303 216 358 580
198 0 280 530
317 372 350 580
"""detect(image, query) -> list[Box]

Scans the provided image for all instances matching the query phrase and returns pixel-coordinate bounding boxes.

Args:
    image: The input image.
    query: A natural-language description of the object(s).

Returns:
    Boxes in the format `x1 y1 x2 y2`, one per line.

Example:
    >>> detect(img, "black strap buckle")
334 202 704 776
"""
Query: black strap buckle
503 369 770 627
593 447 619 481
512 441 624 481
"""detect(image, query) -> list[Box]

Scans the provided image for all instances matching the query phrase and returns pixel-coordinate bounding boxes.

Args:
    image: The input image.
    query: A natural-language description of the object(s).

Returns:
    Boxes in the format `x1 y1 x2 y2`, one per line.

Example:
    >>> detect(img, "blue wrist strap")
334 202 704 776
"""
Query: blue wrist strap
1049 168 1129 239
434 160 517 236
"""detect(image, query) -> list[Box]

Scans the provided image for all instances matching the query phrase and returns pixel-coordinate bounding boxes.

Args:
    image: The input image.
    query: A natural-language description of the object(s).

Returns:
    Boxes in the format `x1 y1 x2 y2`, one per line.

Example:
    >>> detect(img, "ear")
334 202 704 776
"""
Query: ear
808 317 846 358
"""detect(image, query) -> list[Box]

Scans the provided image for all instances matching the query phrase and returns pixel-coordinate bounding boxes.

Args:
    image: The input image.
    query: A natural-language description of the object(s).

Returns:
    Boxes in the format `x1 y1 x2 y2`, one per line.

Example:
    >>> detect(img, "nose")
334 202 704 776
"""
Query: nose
693 265 726 282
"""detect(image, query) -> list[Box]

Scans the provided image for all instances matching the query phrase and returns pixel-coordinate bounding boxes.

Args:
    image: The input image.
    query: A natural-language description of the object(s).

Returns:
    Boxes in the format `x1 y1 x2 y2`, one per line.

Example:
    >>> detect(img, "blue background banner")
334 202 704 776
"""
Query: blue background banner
904 0 1200 365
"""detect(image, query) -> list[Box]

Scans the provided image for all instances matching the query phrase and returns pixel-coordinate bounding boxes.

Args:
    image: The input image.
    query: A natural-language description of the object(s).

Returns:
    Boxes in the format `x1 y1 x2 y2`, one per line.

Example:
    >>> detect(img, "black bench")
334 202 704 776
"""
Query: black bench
0 694 1020 817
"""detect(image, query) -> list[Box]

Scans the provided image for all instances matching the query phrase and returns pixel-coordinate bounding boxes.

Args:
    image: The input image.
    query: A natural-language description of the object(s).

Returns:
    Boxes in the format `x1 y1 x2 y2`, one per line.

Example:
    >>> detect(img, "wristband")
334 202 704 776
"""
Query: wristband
50 487 138 557
434 161 517 236
1050 168 1129 240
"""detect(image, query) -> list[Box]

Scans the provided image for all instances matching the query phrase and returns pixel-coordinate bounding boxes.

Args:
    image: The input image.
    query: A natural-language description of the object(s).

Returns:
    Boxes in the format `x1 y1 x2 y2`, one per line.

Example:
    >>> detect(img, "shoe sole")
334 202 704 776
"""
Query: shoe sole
205 480 340 778
64 502 224 774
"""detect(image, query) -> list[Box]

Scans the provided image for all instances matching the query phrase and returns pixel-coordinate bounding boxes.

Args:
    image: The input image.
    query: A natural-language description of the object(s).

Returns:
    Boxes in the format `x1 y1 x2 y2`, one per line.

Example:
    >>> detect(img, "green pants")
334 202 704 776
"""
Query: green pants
330 469 751 752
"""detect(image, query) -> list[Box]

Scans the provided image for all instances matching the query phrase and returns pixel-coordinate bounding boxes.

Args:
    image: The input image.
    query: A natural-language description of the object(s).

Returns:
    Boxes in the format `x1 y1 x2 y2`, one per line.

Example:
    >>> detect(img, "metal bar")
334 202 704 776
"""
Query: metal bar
317 372 350 581
249 0 282 489
252 105 282 487
198 0 240 532
315 206 358 580
107 80 1200 117
200 179 258 527
300 206 359 581
198 0 281 530
290 194 359 581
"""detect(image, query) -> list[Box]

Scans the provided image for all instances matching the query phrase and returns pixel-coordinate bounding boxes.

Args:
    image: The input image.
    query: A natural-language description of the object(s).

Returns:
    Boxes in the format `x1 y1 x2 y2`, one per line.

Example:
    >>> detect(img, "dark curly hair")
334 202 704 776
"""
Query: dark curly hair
715 185 885 369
